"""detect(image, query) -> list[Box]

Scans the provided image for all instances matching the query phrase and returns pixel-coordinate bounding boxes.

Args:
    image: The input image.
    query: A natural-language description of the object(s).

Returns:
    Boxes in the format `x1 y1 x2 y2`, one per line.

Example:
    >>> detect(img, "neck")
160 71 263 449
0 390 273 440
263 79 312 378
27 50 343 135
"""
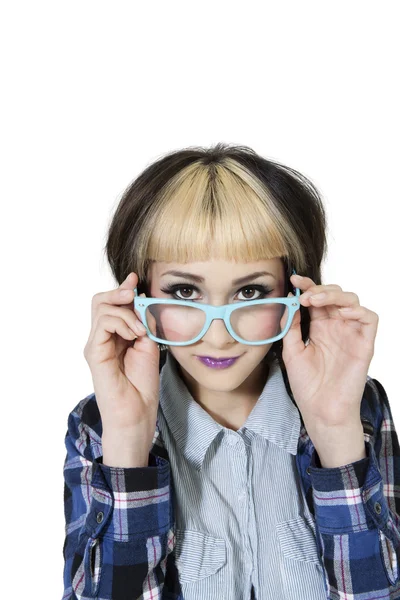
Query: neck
176 357 270 431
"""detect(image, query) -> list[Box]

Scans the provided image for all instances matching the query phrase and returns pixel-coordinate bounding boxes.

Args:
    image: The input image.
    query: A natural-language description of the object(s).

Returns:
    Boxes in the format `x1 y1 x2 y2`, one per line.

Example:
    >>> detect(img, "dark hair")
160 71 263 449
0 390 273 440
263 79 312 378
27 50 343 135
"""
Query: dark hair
103 143 328 396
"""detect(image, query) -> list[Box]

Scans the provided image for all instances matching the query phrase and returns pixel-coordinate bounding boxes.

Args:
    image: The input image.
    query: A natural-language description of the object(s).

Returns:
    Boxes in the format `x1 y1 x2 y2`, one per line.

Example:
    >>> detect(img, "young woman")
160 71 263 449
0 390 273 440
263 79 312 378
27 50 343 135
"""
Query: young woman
62 143 400 600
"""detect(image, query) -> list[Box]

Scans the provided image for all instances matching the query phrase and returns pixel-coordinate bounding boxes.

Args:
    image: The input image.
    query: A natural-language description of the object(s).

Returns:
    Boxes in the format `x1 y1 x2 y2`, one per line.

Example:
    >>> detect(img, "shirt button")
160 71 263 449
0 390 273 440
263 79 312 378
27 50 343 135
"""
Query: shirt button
226 435 240 446
96 511 104 524
306 467 311 475
374 502 382 515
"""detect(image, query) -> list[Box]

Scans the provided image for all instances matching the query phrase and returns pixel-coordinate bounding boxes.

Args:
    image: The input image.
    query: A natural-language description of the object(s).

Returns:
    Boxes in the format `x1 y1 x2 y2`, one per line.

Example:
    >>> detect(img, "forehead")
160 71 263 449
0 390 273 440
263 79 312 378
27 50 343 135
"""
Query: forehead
149 257 284 281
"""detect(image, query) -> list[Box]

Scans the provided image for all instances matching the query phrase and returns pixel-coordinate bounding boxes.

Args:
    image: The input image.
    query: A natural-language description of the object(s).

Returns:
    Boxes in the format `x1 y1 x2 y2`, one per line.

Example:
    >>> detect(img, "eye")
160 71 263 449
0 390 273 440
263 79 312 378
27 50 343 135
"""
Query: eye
160 284 274 302
237 286 273 301
167 285 198 300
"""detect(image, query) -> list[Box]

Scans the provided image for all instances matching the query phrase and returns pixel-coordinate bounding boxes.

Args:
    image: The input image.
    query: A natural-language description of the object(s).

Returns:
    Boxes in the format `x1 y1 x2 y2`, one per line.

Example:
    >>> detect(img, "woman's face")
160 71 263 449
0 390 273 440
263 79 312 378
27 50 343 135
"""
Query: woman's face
147 257 286 398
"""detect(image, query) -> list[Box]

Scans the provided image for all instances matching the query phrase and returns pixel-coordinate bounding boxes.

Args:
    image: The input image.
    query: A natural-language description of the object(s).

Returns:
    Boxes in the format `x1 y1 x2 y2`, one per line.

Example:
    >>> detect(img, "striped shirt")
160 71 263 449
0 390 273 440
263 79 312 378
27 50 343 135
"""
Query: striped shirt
157 353 327 599
62 352 400 599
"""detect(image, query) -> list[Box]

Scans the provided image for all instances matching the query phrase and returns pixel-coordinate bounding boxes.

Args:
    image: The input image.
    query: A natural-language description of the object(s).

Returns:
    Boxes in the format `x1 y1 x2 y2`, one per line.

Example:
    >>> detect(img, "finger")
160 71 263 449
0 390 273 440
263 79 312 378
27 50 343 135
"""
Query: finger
292 280 342 307
298 286 344 308
290 274 342 292
133 292 158 335
93 272 138 309
307 290 359 307
91 272 139 326
306 290 360 320
337 306 379 343
290 274 343 300
86 314 138 361
290 273 341 286
96 303 147 336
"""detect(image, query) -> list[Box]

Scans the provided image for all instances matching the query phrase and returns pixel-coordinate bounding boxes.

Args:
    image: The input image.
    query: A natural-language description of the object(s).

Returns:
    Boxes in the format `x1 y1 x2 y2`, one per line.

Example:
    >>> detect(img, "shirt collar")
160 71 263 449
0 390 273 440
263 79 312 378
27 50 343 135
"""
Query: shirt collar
159 352 302 471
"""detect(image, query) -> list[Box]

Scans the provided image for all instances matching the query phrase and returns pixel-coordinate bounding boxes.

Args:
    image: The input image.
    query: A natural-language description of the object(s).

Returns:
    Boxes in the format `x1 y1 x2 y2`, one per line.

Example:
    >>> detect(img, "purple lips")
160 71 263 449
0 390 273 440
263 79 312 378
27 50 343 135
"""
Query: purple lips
196 356 240 369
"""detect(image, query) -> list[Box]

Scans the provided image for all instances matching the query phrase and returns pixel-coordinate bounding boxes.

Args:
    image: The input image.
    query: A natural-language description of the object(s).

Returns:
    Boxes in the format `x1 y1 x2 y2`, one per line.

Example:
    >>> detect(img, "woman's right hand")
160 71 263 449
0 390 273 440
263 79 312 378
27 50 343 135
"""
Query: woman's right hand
83 272 161 460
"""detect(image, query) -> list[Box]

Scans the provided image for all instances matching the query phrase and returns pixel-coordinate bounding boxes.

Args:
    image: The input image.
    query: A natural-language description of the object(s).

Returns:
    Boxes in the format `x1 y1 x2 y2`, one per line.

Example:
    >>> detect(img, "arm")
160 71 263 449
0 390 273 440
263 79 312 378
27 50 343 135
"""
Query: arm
61 394 175 600
308 377 400 597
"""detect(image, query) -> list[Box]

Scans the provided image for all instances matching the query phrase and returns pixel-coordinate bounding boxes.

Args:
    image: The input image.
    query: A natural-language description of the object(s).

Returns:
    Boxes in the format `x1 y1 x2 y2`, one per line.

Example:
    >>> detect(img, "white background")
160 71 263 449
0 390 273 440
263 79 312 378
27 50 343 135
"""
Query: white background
1 1 398 596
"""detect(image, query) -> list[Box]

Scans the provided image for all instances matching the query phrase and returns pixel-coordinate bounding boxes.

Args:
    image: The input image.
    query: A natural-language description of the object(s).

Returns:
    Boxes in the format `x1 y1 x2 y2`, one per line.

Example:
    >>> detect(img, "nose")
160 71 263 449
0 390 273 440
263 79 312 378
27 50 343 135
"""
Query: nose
202 317 236 344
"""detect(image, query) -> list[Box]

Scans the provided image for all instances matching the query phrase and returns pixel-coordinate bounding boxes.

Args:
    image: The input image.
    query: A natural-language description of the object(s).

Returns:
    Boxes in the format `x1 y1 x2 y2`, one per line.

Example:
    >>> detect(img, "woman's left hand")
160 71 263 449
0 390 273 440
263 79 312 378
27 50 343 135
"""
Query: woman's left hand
280 274 379 433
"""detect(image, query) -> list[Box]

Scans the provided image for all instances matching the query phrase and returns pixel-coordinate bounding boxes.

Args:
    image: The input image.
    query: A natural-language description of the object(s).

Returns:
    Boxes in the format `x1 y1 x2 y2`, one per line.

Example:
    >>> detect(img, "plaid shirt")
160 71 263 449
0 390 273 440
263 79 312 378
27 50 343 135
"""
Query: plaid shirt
62 373 400 599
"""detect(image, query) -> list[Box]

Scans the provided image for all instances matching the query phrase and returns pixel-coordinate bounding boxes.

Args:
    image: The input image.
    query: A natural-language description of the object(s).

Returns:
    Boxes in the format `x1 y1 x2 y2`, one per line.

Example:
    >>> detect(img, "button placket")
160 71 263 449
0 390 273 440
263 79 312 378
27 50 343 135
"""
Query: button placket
226 432 240 446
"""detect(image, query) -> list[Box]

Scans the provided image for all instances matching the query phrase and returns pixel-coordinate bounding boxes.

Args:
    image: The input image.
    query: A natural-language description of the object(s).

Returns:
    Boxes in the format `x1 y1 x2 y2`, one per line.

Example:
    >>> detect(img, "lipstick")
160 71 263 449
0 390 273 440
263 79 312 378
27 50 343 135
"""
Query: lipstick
196 356 241 369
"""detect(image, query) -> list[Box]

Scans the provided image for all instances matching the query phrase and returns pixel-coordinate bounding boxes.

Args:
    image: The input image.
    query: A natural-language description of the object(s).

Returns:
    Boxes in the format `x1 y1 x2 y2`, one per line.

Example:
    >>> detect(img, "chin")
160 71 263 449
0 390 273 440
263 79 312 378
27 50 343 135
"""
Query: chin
174 352 266 380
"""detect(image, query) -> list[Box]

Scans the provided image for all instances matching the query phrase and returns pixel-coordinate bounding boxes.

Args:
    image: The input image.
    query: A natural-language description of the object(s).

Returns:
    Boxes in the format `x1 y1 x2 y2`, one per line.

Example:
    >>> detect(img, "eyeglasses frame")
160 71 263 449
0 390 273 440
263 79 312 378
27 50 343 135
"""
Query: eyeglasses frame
133 268 301 346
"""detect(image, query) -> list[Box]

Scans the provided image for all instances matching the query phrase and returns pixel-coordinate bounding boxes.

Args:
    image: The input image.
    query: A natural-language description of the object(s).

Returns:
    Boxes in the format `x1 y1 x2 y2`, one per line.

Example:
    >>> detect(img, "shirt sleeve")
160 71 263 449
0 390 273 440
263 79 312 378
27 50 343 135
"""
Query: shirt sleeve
307 377 400 597
61 397 176 600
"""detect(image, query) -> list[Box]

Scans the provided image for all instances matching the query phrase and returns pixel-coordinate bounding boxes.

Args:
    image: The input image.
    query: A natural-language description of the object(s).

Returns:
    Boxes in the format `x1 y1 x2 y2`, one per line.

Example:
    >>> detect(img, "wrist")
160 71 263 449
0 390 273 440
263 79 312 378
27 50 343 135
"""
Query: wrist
102 432 150 468
308 421 366 468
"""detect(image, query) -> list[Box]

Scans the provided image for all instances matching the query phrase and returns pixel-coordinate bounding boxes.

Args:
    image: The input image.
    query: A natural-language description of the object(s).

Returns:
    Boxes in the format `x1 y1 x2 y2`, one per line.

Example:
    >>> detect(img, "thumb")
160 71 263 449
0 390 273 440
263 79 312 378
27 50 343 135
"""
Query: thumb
280 292 303 356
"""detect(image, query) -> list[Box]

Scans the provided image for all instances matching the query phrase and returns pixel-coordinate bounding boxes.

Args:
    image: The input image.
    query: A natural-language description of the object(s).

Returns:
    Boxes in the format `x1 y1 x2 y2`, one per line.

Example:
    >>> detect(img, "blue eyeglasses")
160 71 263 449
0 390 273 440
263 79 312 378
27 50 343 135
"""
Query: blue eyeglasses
133 268 301 346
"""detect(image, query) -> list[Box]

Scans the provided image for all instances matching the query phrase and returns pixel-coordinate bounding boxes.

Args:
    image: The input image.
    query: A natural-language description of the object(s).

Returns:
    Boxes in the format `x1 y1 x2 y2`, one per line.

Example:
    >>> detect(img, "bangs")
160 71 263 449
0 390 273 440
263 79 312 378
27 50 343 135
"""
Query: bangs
145 158 290 266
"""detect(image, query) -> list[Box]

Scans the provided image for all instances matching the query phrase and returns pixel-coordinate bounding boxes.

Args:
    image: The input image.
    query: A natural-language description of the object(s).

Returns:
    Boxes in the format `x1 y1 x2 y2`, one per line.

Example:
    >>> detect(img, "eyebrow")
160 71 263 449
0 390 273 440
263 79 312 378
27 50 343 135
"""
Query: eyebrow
160 270 277 285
